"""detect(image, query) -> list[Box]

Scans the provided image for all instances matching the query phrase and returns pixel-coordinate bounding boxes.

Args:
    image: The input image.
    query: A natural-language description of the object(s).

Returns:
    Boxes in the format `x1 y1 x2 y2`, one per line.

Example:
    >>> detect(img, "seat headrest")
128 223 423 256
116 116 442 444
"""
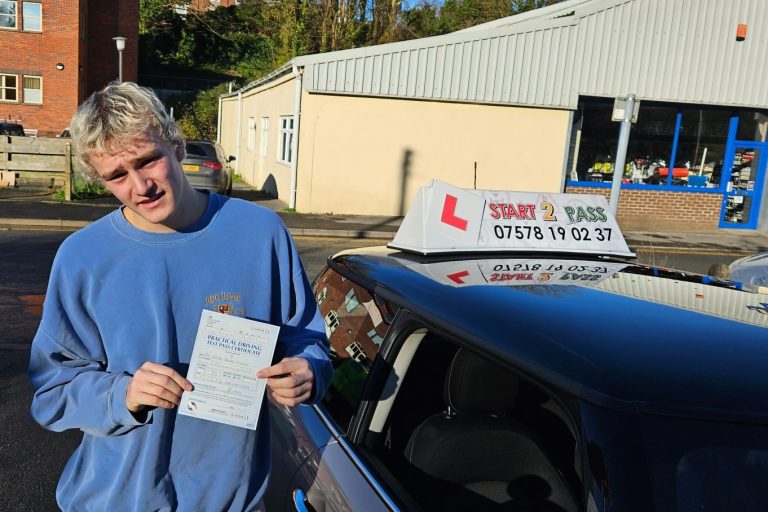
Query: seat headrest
444 348 519 416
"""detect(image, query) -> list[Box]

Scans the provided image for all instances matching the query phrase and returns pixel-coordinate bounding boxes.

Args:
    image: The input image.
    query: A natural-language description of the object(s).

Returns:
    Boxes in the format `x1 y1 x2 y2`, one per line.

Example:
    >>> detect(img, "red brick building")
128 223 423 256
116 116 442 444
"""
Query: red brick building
0 0 138 137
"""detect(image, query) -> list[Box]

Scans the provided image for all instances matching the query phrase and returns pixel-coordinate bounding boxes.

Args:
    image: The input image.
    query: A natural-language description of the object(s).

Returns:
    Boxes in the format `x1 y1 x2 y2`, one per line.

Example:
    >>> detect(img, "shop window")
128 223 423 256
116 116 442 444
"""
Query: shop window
22 1 40 31
278 116 294 164
0 73 17 101
569 97 734 189
736 112 768 143
0 0 16 29
22 75 41 104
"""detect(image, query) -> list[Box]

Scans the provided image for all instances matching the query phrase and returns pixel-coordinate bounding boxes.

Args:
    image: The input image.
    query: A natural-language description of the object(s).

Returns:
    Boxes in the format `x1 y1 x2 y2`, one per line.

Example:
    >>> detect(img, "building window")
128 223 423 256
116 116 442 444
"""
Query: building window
21 2 40 31
23 75 41 104
247 117 256 152
278 116 294 164
325 310 340 335
344 288 359 313
0 74 17 101
260 117 269 157
0 1 17 29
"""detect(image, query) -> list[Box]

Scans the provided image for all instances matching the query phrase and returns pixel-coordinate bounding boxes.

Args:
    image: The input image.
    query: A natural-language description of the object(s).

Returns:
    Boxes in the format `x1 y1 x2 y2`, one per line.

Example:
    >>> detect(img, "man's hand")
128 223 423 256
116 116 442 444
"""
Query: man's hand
125 362 193 413
257 357 314 407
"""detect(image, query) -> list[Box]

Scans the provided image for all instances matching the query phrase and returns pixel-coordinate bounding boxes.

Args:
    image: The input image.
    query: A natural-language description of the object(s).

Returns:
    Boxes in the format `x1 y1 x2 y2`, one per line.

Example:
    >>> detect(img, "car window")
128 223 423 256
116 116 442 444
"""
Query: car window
314 266 394 432
360 332 582 511
0 124 24 136
185 142 213 158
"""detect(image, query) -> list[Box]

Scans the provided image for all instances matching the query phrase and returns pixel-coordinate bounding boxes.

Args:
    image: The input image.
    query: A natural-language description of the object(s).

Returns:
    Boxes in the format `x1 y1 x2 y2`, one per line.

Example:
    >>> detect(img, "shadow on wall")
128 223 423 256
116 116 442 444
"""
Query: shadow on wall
399 148 412 217
349 148 411 237
261 174 278 198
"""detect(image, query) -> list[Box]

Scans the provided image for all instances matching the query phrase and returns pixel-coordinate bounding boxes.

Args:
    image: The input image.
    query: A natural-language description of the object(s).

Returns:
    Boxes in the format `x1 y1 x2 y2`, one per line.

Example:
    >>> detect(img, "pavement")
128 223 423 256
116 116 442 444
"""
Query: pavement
1 182 767 256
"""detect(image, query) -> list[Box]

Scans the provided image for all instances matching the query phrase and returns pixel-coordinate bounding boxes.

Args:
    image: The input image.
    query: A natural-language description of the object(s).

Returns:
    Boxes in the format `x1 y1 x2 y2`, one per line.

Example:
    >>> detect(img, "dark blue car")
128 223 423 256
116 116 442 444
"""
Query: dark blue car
264 246 768 511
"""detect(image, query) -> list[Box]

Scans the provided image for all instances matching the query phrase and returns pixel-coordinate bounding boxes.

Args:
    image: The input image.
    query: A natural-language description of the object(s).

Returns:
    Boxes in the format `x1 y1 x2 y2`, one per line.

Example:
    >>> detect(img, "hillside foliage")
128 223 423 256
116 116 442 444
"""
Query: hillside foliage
140 0 564 139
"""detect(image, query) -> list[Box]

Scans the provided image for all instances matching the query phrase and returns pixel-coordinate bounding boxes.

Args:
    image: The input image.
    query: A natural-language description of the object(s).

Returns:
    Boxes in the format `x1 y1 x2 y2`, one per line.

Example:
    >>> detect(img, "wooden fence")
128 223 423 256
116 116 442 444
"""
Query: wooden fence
0 136 74 200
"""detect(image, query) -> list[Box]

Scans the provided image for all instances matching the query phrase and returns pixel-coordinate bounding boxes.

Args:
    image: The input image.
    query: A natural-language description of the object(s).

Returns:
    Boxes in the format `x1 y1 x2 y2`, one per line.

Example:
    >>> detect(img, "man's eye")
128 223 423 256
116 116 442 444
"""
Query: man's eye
140 156 160 167
106 173 127 182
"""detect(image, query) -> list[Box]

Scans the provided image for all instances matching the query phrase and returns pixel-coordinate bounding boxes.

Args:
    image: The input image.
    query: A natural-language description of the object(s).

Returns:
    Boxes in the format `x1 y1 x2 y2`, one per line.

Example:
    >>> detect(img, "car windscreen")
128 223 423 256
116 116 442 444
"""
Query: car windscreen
641 413 768 511
185 142 215 158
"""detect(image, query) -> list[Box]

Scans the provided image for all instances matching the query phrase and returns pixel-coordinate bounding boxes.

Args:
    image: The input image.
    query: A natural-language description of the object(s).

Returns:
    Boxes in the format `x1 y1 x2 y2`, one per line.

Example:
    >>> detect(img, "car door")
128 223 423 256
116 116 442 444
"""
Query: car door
266 265 399 511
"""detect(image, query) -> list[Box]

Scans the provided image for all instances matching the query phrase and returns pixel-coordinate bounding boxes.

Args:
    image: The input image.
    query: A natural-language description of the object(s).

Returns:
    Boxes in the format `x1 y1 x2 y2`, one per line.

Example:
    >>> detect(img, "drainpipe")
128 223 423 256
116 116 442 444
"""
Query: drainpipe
235 91 243 176
290 63 303 210
216 95 222 144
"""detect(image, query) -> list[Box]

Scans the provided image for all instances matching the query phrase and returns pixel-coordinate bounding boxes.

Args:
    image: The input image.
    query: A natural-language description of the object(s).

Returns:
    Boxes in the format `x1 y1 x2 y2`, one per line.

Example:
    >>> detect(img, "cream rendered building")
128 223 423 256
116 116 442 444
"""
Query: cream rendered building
220 65 568 216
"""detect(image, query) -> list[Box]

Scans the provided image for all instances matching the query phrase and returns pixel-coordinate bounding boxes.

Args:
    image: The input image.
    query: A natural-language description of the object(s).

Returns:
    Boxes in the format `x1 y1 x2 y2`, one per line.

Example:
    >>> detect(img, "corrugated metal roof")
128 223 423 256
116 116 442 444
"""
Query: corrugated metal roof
281 0 768 109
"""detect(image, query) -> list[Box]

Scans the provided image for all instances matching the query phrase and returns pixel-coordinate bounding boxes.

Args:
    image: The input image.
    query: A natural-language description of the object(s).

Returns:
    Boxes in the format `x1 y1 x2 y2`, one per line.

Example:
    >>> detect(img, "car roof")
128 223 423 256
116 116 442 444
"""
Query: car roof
330 246 768 422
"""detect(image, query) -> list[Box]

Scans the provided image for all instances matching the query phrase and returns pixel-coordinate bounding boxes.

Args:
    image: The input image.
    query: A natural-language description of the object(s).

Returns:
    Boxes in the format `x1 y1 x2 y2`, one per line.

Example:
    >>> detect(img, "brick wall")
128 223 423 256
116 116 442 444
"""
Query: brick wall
0 0 80 136
565 186 723 232
0 0 138 137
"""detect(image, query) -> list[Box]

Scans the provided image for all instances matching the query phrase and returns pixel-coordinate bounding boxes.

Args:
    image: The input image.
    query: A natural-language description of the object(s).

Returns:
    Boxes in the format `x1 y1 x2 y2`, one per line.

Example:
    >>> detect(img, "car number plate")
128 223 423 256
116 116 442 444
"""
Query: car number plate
182 164 199 172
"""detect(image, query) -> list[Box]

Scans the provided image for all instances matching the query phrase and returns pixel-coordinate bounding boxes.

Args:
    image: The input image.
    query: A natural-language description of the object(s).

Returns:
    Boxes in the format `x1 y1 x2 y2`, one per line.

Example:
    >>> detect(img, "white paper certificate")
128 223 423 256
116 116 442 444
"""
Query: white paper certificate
178 310 279 430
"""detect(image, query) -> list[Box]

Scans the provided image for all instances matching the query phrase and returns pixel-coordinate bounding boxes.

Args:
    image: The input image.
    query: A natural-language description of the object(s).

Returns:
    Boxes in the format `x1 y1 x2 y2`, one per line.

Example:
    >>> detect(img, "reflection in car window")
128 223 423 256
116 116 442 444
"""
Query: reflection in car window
185 143 209 157
315 267 392 431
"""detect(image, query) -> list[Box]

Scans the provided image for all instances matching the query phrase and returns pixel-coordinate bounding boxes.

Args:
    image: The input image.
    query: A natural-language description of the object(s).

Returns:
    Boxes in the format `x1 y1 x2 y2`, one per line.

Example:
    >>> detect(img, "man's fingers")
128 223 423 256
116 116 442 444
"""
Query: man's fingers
268 379 313 397
133 390 177 410
126 361 193 412
137 370 186 398
265 373 310 390
140 362 193 391
257 357 308 378
270 388 312 407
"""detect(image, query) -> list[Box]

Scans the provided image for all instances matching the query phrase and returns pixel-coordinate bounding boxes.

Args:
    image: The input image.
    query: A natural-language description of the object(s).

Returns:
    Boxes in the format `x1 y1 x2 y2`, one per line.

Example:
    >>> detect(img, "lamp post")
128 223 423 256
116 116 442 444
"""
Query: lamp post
113 37 126 82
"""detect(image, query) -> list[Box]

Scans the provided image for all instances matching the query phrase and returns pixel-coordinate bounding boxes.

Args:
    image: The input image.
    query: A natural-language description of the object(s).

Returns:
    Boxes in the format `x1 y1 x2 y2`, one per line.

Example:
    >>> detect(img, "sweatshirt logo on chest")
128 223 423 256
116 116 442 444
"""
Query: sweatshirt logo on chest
205 291 244 317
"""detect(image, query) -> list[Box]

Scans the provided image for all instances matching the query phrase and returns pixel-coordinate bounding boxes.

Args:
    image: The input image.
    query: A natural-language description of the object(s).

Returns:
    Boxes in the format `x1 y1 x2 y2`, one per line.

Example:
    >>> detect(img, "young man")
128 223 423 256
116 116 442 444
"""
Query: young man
28 82 332 511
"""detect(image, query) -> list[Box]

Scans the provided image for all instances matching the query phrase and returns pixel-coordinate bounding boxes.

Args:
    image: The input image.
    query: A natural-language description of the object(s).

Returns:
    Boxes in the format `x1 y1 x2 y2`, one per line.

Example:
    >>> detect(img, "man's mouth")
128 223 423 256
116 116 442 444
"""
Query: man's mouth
138 190 166 206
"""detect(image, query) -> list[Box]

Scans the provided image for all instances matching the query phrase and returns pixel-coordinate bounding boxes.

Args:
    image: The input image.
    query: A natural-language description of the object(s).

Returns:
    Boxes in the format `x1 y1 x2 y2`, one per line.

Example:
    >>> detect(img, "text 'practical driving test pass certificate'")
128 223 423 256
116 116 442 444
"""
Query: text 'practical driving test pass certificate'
179 310 279 430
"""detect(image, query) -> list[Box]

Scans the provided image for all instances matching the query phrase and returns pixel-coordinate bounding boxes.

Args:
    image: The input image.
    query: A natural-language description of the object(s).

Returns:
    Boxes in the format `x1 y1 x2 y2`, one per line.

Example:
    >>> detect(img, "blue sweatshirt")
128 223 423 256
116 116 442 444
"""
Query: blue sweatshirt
29 194 332 512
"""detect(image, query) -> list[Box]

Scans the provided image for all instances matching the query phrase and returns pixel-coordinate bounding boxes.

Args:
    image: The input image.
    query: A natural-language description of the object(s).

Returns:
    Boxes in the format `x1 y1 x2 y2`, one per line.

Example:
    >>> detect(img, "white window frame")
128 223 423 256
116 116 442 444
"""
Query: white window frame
277 115 294 165
0 73 18 102
246 117 256 152
0 0 17 30
21 1 40 31
260 116 269 157
22 75 41 104
325 310 340 334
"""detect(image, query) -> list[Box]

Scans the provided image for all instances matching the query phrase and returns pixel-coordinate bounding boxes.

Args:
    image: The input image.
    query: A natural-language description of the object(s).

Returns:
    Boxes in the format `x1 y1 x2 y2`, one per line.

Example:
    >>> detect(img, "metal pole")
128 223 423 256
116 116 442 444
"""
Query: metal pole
118 49 123 83
610 94 635 214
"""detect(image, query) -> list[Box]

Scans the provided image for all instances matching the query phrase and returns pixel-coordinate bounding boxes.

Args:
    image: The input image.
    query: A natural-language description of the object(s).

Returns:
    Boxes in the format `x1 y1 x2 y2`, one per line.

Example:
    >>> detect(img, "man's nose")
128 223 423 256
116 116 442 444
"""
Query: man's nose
130 170 154 195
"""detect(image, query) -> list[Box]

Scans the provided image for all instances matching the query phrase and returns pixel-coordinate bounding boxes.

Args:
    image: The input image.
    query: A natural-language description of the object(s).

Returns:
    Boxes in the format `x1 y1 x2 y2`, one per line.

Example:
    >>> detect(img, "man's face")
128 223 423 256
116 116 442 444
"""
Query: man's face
89 133 195 232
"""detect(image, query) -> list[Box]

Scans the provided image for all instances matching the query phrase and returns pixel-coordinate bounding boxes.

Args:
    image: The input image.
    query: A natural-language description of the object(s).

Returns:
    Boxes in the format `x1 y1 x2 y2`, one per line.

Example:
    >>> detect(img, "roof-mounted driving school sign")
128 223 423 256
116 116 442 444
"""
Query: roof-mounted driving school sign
389 180 635 258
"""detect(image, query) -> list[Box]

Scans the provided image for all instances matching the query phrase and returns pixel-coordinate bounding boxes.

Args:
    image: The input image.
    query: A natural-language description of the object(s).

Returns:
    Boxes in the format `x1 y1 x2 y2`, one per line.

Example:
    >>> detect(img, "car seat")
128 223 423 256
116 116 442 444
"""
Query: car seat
404 348 579 511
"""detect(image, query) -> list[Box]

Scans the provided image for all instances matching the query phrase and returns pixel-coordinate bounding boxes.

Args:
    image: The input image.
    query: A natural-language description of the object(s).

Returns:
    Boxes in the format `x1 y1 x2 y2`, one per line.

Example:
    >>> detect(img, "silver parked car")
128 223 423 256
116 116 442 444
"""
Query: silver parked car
182 140 234 195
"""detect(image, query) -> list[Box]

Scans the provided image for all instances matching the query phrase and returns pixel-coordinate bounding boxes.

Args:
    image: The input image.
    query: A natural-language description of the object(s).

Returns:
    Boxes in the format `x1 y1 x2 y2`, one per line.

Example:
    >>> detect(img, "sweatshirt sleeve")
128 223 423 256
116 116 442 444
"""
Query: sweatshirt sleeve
274 228 333 405
29 328 151 436
28 247 151 437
